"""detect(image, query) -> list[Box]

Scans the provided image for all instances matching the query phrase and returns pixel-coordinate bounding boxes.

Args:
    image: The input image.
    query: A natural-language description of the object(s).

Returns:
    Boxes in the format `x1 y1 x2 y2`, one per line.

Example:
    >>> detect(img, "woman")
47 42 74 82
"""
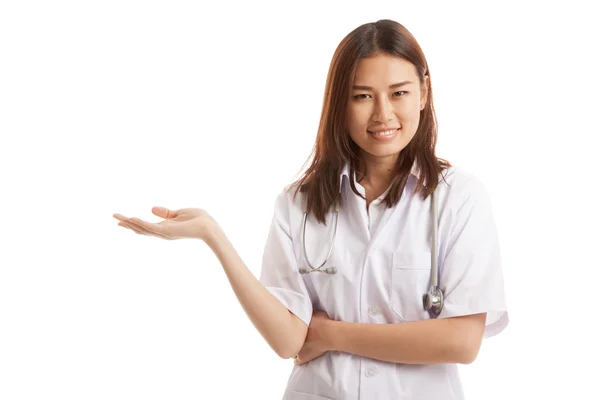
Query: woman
114 19 508 400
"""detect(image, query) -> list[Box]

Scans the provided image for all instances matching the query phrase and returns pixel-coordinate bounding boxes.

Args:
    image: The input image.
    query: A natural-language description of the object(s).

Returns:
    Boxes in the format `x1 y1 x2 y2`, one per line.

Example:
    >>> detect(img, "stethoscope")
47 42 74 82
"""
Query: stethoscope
298 187 444 318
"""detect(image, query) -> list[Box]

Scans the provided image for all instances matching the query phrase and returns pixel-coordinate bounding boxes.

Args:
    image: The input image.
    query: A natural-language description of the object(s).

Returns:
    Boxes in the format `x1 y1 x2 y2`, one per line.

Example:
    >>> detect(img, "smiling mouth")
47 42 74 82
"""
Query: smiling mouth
367 128 400 136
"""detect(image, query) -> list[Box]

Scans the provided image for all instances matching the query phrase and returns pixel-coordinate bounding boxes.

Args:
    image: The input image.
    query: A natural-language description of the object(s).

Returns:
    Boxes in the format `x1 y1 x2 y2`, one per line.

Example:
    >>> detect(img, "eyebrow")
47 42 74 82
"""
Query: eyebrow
352 81 414 90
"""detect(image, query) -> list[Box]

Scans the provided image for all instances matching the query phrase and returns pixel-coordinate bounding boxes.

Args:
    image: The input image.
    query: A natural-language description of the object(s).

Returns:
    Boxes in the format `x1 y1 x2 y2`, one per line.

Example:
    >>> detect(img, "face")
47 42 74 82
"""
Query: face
346 53 428 163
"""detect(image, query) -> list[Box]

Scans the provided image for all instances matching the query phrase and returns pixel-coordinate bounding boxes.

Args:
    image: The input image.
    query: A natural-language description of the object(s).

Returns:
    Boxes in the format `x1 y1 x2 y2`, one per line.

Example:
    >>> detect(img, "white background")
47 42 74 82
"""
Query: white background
1 0 598 398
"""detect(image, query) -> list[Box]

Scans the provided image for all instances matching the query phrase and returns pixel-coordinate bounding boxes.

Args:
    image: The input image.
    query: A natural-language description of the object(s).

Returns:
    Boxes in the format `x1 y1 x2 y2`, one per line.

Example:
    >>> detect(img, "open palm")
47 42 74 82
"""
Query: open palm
113 206 215 241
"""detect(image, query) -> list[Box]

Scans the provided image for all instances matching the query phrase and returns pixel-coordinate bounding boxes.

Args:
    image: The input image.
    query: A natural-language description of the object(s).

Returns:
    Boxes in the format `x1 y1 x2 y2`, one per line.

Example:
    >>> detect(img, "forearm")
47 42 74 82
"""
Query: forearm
330 316 484 364
205 224 306 359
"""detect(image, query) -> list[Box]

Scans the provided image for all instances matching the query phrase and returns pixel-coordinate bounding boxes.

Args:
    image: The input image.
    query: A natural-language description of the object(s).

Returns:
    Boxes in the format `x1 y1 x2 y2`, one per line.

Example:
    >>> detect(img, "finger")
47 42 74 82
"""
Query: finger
296 347 325 365
119 219 156 237
295 354 312 365
114 214 173 240
118 221 150 236
127 218 173 240
152 207 176 219
113 213 128 221
294 350 309 365
127 218 162 237
119 221 173 240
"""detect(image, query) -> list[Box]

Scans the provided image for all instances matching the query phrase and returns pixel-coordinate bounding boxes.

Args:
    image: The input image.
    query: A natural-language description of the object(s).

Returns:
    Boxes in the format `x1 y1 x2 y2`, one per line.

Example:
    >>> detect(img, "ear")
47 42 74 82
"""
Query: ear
420 75 429 110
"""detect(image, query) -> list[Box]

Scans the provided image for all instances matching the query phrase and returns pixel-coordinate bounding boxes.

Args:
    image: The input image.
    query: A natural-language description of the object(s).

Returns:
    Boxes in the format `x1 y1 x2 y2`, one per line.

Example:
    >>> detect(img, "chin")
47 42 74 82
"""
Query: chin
362 145 406 159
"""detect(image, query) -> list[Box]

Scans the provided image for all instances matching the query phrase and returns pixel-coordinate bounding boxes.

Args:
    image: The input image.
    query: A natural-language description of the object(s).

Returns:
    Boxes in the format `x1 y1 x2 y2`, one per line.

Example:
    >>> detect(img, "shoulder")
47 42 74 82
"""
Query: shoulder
272 182 305 218
438 165 492 211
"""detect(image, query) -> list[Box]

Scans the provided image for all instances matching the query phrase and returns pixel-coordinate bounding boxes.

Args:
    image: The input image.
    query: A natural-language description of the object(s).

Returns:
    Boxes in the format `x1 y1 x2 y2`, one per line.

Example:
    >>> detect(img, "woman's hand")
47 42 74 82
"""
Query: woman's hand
294 311 336 365
113 206 217 242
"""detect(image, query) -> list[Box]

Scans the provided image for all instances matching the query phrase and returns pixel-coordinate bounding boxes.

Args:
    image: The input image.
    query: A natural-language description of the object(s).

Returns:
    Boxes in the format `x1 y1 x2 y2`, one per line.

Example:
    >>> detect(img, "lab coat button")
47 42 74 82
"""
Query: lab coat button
368 306 380 316
365 367 377 377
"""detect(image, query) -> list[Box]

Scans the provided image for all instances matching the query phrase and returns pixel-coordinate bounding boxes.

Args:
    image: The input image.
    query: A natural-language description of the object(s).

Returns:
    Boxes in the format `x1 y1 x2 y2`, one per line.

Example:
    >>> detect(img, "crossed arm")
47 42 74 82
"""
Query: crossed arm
293 311 487 365
206 222 486 365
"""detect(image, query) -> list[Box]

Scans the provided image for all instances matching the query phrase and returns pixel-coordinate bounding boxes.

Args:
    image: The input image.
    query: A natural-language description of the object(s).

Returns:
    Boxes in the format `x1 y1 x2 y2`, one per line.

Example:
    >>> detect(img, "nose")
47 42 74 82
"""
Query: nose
371 96 394 124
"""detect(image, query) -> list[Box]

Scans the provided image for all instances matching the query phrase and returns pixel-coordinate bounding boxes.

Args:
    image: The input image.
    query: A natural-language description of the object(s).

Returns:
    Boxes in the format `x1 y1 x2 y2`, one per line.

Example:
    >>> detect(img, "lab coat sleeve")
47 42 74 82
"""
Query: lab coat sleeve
438 176 509 338
259 188 313 327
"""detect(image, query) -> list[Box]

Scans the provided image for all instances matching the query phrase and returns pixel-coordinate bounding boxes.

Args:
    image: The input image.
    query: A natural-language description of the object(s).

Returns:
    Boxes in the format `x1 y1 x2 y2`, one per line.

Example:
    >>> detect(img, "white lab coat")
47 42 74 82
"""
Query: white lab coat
259 161 509 400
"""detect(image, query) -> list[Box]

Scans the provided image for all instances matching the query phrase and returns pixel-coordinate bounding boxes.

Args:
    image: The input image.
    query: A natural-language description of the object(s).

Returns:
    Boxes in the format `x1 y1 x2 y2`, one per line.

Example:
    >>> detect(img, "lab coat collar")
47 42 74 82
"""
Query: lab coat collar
339 159 421 193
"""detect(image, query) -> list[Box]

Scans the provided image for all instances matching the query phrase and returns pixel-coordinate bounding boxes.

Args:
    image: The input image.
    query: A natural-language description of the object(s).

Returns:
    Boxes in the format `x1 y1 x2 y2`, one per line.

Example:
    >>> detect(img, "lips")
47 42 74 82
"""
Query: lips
367 127 399 141
367 128 400 134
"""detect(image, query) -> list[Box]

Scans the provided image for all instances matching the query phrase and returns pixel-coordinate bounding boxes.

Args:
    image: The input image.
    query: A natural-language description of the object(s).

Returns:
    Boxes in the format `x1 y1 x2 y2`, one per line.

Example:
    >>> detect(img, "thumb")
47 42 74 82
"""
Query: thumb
152 206 176 219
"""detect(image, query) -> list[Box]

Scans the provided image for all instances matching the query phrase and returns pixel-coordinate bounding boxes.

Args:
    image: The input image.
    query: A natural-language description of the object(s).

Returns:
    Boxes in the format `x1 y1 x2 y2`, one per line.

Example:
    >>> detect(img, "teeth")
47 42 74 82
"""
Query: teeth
371 129 397 136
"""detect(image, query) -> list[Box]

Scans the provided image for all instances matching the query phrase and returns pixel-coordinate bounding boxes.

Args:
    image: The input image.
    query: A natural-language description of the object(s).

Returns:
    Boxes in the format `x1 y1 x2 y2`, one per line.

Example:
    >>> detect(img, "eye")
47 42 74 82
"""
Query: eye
352 91 408 100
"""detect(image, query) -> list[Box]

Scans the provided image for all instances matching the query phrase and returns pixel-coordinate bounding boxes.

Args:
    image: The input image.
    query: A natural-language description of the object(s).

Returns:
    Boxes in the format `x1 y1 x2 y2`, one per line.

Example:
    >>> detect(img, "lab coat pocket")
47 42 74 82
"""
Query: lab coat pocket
390 251 432 322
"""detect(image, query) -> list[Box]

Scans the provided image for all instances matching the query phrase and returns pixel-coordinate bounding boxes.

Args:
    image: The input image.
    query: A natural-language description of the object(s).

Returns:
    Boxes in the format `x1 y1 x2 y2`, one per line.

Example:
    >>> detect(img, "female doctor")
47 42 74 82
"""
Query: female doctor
114 19 508 400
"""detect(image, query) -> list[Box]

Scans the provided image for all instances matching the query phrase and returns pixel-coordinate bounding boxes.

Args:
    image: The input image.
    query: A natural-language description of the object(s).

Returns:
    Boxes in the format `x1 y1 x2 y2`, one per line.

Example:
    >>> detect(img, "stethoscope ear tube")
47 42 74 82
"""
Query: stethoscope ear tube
299 197 340 275
424 186 444 318
430 185 439 288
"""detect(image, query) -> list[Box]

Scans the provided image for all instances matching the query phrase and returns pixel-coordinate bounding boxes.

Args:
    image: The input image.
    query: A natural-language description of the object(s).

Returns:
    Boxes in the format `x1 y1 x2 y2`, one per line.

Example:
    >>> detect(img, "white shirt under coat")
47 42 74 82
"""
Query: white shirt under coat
259 161 509 400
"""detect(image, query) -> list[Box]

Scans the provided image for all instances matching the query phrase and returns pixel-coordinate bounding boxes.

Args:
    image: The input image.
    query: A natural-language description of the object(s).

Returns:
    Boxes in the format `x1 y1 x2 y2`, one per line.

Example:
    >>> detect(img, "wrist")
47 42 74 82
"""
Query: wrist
325 320 344 352
203 221 226 249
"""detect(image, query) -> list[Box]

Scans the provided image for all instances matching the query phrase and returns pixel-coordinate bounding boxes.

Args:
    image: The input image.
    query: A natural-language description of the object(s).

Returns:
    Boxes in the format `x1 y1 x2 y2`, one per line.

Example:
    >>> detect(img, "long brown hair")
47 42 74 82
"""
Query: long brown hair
290 19 451 225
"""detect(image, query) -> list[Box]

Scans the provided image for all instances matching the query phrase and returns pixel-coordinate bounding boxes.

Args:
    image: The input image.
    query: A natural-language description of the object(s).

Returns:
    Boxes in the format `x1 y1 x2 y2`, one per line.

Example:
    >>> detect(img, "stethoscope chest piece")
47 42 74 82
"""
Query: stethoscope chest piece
423 286 444 318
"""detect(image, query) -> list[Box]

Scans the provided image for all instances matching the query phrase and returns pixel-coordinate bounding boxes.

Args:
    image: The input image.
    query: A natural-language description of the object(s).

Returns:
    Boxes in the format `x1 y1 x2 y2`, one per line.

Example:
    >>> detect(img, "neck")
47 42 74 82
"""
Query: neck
355 153 399 189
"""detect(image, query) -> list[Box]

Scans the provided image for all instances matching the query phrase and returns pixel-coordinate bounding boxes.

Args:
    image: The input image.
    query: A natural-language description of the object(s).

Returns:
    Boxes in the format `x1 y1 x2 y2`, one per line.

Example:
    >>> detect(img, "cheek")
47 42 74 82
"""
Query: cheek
406 99 423 116
397 106 421 126
347 107 369 129
346 106 358 122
